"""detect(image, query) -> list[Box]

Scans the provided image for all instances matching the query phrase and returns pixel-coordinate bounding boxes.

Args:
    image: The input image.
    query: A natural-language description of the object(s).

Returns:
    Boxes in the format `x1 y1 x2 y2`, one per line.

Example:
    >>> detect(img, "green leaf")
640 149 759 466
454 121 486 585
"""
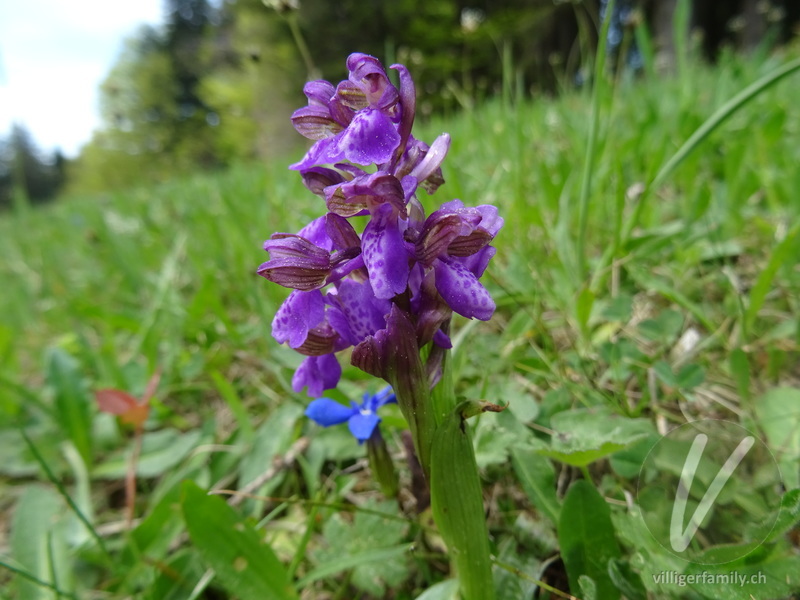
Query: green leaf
45 347 93 466
146 550 207 600
301 544 412 589
675 363 705 390
637 309 684 343
653 360 678 387
685 553 800 600
754 387 800 490
414 579 460 600
576 287 595 335
744 222 800 335
539 408 654 467
431 401 496 600
729 348 751 403
607 558 647 600
578 575 598 600
311 499 410 596
10 485 73 600
511 445 560 523
765 488 800 543
181 481 297 600
558 480 621 600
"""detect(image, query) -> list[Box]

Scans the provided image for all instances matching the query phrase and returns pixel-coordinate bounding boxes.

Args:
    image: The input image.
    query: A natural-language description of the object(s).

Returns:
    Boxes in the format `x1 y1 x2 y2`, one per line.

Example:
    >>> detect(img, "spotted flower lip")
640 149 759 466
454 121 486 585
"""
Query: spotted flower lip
305 387 397 442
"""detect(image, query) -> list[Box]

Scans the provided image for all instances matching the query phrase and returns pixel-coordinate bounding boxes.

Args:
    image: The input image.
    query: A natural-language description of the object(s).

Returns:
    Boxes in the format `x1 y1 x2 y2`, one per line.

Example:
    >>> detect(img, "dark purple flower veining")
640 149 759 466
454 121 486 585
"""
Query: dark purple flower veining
259 52 502 398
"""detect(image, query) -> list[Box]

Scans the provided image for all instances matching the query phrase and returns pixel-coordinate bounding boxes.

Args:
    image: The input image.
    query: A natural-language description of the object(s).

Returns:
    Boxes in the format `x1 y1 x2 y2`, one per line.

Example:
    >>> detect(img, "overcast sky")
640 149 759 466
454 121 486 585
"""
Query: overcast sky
0 0 164 157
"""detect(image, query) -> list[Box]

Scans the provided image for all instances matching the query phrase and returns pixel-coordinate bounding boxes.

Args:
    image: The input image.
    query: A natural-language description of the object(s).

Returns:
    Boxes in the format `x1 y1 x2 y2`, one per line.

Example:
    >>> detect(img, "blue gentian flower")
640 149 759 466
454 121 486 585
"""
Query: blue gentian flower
305 387 396 442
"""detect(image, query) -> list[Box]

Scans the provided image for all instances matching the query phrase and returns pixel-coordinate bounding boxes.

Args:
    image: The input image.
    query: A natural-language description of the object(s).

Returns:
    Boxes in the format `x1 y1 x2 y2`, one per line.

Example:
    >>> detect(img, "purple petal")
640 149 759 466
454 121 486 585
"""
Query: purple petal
300 167 346 197
291 105 342 140
434 258 495 321
290 135 345 170
258 234 331 290
297 216 334 251
433 329 452 348
458 245 496 279
338 109 400 166
338 172 406 216
272 289 325 348
390 63 416 151
362 203 410 299
325 213 360 250
292 354 342 397
305 397 356 427
329 279 391 344
347 411 381 442
302 80 336 106
347 53 399 111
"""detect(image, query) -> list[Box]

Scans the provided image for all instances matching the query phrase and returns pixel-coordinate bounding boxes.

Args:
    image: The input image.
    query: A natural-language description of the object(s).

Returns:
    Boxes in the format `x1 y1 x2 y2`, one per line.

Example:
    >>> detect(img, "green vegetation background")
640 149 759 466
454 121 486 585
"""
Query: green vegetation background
1 7 800 600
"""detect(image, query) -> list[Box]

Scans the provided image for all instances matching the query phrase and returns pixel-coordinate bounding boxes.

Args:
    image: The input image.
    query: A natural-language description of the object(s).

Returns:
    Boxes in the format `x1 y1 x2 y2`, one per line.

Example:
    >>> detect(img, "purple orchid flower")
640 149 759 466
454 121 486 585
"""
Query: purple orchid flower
305 387 396 442
290 53 405 171
259 52 502 401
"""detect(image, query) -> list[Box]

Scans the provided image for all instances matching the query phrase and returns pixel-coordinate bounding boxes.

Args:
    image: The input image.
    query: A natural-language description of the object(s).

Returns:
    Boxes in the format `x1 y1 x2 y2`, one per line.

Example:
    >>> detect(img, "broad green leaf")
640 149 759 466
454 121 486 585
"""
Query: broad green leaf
675 363 705 390
301 544 412 589
539 408 654 467
10 485 73 600
511 445 560 523
431 401 496 600
558 480 621 600
765 488 800 544
45 347 93 466
311 499 410 596
181 481 297 600
754 387 800 490
146 550 207 600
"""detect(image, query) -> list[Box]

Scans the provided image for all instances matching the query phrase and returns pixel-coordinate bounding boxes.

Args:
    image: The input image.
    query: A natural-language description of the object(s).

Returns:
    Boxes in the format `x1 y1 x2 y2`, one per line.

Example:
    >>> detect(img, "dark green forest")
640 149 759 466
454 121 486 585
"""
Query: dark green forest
1 0 798 206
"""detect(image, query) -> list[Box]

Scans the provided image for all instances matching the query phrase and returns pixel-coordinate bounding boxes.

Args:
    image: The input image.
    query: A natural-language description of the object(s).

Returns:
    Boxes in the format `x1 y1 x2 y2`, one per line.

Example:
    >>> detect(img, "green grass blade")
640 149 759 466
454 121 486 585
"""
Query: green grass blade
20 430 112 563
743 222 800 339
0 556 79 600
623 56 800 242
576 0 615 277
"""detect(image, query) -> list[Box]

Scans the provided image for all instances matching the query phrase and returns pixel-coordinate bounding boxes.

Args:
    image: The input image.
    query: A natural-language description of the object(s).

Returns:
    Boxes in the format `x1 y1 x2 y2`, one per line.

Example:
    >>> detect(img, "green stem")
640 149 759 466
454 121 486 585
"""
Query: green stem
366 429 399 498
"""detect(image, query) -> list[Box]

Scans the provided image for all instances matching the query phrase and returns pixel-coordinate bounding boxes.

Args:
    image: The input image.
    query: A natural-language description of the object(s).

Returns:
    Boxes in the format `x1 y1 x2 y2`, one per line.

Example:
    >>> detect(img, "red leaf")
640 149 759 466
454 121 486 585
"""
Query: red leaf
96 389 140 415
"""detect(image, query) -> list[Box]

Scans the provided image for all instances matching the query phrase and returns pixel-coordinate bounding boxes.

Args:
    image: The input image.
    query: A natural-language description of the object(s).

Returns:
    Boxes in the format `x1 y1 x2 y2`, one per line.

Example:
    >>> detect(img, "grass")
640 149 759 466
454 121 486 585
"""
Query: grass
1 41 800 599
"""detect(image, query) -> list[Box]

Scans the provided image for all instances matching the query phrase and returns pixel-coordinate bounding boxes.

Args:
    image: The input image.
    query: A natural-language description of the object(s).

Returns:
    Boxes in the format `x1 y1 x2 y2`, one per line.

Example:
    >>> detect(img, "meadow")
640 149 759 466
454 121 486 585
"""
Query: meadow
1 42 799 599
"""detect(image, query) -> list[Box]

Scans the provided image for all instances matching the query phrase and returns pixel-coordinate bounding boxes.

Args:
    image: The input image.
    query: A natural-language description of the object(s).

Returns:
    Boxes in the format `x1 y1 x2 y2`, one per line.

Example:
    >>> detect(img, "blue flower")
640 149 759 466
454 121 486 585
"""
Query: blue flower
305 387 396 442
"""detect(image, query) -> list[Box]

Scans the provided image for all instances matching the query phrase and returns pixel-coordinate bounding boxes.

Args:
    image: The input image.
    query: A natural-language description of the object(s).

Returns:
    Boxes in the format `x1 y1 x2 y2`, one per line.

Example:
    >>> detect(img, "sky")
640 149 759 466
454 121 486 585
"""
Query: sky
0 0 164 157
